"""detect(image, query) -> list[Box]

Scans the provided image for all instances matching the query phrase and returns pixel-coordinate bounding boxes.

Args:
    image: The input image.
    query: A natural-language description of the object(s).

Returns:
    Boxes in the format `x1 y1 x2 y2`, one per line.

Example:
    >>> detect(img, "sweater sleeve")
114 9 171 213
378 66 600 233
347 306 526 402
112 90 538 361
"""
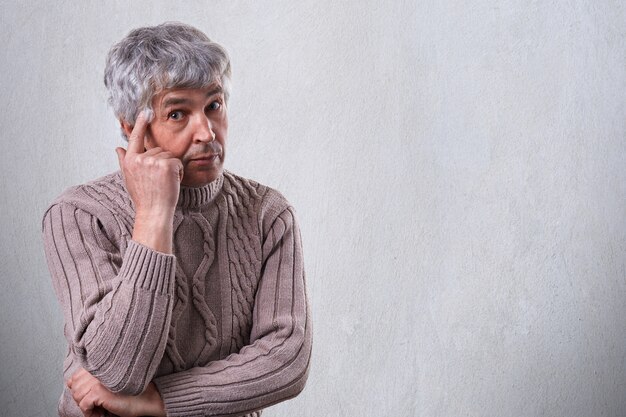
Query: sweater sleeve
153 204 312 417
42 201 176 395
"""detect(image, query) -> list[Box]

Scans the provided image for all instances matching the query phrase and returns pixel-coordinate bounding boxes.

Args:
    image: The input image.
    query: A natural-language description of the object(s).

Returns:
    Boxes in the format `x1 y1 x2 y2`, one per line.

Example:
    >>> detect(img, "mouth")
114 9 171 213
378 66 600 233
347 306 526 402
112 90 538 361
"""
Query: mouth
188 153 221 166
190 154 220 161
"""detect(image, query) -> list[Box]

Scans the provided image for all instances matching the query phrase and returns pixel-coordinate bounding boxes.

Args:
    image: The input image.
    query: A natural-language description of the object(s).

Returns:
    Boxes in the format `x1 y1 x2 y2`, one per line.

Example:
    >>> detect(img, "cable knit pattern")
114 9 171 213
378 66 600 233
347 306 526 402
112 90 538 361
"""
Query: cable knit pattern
42 170 311 417
188 211 219 365
222 174 264 352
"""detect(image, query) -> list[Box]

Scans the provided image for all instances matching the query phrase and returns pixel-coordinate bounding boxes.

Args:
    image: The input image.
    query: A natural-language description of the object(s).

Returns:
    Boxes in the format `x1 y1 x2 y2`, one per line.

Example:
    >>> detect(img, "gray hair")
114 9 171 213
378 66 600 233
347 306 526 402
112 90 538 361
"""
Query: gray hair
104 22 231 137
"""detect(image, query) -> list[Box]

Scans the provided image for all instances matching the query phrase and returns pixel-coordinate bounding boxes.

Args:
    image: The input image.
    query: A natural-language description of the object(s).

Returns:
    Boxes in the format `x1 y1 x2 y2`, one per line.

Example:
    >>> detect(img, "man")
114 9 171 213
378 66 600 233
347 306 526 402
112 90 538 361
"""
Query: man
42 22 311 417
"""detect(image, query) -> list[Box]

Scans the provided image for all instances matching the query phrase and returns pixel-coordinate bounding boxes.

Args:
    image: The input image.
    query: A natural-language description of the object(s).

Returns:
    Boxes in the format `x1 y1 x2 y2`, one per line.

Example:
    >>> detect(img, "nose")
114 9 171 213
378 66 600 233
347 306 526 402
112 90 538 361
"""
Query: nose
192 114 215 143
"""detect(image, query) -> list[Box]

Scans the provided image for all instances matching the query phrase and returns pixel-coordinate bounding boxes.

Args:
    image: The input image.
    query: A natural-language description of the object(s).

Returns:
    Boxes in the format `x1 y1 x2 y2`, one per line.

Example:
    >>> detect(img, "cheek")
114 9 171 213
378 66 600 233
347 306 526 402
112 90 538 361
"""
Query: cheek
218 118 228 141
166 141 189 158
147 126 189 158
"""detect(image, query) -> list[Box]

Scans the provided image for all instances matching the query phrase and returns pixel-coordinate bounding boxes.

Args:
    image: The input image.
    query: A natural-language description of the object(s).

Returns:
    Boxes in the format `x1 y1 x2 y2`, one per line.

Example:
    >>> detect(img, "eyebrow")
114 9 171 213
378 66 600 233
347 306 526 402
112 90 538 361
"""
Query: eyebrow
161 87 223 107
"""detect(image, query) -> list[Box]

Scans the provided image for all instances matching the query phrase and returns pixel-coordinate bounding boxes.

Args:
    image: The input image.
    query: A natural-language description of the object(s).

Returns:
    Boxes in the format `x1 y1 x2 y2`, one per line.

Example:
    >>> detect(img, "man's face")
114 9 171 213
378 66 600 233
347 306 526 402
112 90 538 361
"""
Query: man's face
145 84 228 187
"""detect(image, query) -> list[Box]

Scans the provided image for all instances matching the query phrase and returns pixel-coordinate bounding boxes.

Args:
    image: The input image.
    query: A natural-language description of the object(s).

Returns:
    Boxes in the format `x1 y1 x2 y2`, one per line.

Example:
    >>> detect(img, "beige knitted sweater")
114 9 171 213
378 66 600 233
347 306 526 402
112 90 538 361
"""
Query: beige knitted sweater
42 170 311 417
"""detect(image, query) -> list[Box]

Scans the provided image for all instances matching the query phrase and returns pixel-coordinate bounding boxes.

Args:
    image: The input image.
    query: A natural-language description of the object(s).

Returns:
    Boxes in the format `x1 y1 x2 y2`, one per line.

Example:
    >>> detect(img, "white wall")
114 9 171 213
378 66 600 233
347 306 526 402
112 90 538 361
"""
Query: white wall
1 1 624 416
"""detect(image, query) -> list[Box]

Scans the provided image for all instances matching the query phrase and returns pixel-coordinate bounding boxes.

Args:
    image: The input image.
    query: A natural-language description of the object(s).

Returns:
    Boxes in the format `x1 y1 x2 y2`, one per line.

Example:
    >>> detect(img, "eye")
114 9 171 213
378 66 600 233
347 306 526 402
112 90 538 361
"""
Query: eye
168 110 185 121
207 101 221 112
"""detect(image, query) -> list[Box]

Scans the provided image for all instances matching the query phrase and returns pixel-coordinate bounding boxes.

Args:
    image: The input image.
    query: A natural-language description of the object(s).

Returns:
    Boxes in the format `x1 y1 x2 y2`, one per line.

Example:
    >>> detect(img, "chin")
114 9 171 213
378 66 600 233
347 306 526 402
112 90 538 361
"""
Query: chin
182 167 223 187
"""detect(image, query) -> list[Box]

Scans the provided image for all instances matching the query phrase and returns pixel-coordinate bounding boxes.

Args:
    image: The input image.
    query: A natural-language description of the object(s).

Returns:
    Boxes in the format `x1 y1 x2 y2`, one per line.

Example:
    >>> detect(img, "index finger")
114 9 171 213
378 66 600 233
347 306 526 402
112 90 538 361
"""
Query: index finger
127 109 153 154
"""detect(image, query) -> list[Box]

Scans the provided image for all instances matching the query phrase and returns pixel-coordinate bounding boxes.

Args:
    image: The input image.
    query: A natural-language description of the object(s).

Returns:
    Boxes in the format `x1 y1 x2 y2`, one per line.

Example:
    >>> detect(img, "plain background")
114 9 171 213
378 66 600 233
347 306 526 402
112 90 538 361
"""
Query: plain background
1 1 625 416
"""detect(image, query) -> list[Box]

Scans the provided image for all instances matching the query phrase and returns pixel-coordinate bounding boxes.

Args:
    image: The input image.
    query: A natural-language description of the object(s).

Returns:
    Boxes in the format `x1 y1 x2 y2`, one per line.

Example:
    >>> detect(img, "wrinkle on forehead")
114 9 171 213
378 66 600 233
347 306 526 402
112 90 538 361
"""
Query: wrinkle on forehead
154 84 223 110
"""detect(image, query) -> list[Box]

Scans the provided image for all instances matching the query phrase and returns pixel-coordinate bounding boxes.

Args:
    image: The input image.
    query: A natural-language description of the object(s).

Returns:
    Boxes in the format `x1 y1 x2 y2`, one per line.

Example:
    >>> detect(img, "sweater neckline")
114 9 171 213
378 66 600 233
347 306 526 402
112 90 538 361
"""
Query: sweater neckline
177 173 224 208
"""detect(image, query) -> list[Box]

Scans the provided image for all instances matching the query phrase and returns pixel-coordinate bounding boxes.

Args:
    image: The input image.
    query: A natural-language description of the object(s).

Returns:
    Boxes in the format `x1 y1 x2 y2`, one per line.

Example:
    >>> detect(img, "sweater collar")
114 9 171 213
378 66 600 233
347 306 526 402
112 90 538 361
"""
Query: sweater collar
177 173 224 208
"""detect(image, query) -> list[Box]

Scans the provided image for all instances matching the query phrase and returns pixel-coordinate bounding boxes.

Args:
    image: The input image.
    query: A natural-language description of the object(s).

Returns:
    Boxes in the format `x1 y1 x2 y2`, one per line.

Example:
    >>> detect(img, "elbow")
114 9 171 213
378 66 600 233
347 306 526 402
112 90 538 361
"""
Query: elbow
266 347 311 411
290 353 312 399
72 345 151 396
284 327 313 400
291 311 313 397
259 324 312 407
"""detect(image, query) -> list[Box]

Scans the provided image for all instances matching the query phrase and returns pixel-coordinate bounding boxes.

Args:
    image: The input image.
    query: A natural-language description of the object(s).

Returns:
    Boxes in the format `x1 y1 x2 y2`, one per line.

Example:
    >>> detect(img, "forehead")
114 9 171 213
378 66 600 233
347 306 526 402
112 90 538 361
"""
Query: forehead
153 84 223 107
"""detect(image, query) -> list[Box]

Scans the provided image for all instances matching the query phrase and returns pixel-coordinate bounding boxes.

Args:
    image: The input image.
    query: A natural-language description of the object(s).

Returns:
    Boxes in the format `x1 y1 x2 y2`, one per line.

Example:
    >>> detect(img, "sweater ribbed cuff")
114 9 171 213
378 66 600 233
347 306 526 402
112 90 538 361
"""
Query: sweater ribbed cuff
154 372 276 417
154 373 205 416
118 240 176 294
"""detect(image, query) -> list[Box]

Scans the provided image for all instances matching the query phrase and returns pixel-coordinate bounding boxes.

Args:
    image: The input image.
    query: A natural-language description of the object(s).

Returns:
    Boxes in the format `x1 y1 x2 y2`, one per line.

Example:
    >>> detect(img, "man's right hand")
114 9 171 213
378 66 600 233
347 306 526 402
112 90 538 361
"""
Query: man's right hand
67 368 166 417
116 110 183 254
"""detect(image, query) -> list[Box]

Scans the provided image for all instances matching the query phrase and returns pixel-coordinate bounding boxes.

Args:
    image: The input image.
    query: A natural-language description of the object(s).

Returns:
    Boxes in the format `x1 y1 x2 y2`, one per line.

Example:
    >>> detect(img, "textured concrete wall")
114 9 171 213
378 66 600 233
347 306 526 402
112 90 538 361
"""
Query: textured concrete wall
1 1 624 416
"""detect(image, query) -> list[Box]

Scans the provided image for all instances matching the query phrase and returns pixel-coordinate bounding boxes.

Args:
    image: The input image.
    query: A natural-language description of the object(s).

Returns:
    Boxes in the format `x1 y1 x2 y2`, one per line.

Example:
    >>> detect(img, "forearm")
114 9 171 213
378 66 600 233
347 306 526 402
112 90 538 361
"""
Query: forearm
44 204 177 395
76 240 176 393
153 322 311 417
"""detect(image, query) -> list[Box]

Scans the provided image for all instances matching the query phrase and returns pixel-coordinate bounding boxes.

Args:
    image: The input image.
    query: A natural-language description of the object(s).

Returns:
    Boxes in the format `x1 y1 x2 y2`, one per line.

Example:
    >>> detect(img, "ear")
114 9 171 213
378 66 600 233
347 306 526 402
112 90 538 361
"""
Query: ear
119 119 133 138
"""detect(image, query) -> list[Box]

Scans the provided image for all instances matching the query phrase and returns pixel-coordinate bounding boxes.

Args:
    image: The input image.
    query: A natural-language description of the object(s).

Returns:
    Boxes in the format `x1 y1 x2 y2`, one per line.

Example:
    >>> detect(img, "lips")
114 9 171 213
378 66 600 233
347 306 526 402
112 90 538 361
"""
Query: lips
187 153 222 167
190 154 220 161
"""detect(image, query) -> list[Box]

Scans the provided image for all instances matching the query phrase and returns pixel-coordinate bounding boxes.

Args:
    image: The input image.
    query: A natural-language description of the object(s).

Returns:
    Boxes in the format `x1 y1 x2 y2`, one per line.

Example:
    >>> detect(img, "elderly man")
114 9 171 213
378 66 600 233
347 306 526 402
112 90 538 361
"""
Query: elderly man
42 22 311 417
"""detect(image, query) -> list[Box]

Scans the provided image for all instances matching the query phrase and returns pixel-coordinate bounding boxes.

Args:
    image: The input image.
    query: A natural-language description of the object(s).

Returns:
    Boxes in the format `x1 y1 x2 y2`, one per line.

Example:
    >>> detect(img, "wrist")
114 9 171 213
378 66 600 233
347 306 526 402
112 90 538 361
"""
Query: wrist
135 206 176 223
132 214 174 254
143 382 166 417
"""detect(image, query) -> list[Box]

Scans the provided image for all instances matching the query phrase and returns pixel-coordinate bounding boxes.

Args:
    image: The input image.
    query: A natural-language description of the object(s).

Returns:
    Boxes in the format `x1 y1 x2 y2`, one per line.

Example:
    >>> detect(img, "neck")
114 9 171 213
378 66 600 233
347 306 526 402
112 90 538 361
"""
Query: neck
177 173 224 208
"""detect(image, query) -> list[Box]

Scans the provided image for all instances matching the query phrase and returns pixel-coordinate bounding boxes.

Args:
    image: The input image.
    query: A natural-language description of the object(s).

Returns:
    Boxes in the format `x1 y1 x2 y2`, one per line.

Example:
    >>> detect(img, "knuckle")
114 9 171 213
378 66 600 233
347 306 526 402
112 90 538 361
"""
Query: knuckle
133 155 145 166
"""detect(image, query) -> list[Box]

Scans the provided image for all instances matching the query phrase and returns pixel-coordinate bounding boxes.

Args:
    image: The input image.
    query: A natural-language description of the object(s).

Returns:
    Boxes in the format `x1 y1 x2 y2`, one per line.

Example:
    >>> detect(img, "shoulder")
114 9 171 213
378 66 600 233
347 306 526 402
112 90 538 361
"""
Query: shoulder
222 170 291 214
42 171 132 231
221 171 296 237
